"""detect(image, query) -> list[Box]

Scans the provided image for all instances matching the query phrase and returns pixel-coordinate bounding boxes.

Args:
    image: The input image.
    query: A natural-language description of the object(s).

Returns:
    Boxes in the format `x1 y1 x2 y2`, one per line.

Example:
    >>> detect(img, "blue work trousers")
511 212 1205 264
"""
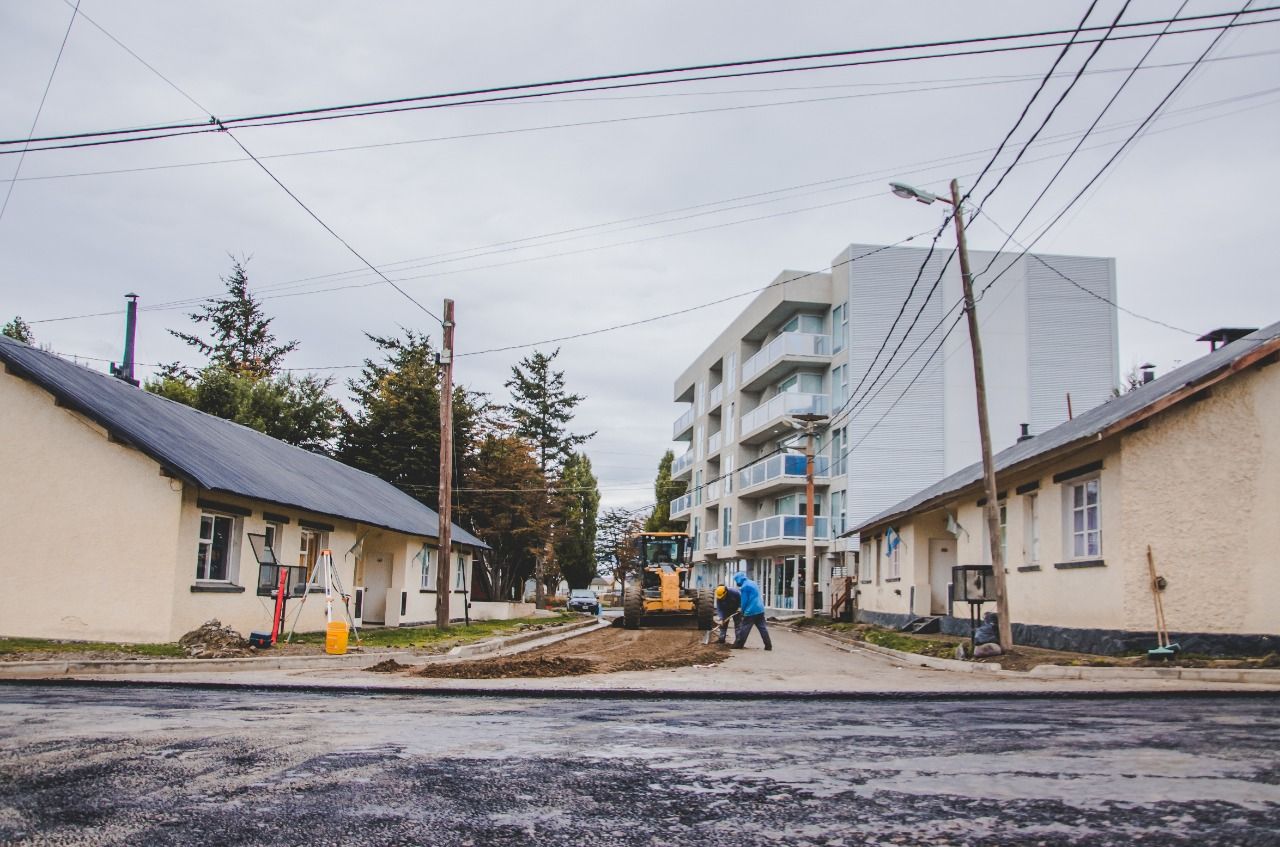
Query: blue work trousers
733 613 772 649
717 612 742 644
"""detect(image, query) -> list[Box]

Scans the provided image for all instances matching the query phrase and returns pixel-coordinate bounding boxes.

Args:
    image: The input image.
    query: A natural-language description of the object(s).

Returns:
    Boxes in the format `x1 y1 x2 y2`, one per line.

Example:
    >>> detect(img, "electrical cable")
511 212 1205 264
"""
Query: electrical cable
0 0 80 226
5 9 1279 154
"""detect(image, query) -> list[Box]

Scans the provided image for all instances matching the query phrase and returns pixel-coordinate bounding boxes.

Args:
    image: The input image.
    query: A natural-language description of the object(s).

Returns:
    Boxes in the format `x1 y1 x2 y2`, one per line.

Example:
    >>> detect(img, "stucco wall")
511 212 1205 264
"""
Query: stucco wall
1119 366 1279 635
0 371 183 642
168 489 362 642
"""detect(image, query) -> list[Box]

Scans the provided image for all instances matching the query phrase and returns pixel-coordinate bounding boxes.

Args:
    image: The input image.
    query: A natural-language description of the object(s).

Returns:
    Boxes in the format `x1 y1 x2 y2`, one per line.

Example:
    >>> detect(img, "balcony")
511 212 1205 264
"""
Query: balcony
736 515 831 548
702 530 720 552
671 449 694 480
708 382 724 411
673 406 694 441
740 332 831 392
704 478 721 503
739 392 829 444
670 492 694 520
706 430 722 458
738 453 831 497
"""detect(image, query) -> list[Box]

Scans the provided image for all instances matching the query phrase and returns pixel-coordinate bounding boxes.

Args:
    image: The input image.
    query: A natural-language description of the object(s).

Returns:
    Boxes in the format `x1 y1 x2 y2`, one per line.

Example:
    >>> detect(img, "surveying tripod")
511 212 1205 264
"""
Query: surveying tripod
285 549 362 645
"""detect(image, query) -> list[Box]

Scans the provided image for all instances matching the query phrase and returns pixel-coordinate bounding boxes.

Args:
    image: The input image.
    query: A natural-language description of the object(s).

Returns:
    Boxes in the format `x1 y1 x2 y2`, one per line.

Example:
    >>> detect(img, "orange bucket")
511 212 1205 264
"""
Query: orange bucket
325 621 349 655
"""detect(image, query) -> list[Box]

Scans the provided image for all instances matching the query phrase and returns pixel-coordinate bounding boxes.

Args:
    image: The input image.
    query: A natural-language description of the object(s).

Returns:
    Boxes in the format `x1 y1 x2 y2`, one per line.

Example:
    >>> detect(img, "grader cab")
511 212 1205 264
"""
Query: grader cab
622 532 714 630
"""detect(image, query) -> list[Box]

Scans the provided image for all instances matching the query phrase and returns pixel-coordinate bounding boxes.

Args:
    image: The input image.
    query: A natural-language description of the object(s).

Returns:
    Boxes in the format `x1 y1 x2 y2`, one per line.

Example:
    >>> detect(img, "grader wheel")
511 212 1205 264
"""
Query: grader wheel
695 589 715 631
623 586 643 630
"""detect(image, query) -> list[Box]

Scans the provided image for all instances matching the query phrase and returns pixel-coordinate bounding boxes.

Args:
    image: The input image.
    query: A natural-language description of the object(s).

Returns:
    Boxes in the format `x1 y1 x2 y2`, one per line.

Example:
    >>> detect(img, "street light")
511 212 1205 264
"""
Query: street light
888 178 1013 651
791 410 828 619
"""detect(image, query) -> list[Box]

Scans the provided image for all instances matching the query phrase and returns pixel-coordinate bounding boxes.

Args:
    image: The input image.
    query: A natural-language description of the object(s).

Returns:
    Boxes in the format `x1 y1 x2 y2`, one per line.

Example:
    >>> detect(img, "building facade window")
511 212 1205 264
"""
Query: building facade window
692 516 701 552
1024 493 1040 563
831 490 846 536
726 352 737 391
782 314 824 334
722 506 733 547
299 527 329 582
694 470 703 506
778 372 823 395
831 363 848 409
831 303 847 353
1068 478 1101 557
197 512 237 582
724 454 734 494
419 546 435 589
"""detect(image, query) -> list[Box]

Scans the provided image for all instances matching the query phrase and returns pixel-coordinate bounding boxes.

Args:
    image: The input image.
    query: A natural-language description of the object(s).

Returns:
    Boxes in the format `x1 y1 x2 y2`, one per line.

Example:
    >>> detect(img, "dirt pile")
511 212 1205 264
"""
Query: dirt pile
365 659 413 673
404 628 728 679
177 620 252 658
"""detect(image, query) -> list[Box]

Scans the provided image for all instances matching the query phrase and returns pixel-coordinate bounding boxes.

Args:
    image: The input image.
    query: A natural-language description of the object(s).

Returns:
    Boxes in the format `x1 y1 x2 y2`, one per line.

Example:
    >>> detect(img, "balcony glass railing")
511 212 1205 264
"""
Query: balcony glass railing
739 392 829 436
708 383 723 409
672 449 695 478
741 332 830 384
670 492 694 517
737 515 830 545
702 530 720 551
705 478 721 502
707 431 722 456
672 407 694 439
738 453 831 491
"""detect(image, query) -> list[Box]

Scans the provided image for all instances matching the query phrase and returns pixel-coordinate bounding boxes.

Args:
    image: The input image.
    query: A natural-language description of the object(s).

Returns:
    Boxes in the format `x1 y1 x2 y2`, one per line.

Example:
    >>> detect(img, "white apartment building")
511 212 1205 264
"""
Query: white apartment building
668 242 1118 614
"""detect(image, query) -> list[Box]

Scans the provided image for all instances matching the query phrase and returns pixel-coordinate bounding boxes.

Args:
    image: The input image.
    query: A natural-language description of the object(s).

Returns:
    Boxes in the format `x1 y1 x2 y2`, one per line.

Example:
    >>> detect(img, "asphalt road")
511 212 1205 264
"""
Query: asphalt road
0 685 1276 846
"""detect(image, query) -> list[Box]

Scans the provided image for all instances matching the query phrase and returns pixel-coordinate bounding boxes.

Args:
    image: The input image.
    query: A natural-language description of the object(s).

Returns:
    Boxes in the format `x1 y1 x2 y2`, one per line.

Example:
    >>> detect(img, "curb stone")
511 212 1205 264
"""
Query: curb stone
788 625 1280 685
0 618 600 678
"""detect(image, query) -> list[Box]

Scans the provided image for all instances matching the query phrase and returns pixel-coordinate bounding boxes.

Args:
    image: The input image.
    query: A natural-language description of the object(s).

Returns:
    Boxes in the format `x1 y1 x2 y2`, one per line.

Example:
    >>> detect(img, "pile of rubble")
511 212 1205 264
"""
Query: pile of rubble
178 620 253 658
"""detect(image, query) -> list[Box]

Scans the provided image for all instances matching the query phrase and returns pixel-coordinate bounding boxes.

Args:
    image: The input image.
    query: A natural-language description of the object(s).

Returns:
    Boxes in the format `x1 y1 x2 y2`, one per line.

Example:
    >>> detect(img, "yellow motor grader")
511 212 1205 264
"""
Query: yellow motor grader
622 532 714 630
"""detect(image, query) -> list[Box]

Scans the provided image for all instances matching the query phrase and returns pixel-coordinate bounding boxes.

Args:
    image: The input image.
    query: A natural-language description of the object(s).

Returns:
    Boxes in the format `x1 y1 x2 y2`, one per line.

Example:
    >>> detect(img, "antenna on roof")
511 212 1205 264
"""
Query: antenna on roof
109 294 140 386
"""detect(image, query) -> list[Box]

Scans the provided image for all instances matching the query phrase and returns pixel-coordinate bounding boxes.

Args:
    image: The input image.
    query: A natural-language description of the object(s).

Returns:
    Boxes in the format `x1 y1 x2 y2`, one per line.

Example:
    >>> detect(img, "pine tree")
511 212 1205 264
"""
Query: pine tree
1 316 34 344
504 348 594 479
169 260 298 379
644 449 688 531
338 330 484 511
555 453 600 589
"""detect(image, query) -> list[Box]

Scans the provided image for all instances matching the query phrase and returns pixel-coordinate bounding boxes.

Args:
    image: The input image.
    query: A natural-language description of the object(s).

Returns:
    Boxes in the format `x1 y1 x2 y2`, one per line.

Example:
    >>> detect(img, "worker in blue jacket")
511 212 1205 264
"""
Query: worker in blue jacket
731 571 772 650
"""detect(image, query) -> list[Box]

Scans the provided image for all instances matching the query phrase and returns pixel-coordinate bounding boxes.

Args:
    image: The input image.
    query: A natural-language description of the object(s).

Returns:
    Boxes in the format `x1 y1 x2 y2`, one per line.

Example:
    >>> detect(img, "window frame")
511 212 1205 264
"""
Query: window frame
1065 476 1102 559
298 527 330 585
1024 493 1040 564
196 511 239 584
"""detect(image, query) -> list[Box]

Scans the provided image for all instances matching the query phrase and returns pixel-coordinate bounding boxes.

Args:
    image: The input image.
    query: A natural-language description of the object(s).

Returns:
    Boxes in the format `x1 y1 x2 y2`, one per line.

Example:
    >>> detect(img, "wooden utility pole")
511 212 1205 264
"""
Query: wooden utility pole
950 179 1013 649
435 299 455 631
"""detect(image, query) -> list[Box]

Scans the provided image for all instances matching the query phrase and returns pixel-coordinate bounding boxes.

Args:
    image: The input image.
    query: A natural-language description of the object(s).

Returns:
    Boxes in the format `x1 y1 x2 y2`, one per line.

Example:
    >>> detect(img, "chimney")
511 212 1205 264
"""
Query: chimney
1140 363 1156 384
110 294 140 386
1017 423 1033 442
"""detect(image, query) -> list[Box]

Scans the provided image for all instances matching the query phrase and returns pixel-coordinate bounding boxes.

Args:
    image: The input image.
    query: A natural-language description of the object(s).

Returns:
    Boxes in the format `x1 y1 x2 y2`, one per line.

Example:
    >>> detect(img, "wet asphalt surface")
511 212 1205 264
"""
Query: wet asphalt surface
0 685 1276 846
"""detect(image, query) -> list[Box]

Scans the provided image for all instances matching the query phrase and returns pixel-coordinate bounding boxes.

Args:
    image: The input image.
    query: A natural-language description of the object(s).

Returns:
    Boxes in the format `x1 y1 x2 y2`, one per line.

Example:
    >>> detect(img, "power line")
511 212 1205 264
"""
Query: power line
0 0 80 226
6 9 1279 155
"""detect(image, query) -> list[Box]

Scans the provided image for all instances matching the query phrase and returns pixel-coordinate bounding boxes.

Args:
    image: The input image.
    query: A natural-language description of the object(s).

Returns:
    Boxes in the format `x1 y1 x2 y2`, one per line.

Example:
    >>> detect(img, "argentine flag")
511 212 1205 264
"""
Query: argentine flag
885 527 901 557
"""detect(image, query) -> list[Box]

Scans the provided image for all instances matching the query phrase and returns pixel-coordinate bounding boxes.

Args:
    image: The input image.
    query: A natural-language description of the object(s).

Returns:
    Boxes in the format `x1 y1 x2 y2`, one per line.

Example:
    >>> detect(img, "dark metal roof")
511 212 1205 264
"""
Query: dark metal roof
0 336 486 548
852 320 1280 536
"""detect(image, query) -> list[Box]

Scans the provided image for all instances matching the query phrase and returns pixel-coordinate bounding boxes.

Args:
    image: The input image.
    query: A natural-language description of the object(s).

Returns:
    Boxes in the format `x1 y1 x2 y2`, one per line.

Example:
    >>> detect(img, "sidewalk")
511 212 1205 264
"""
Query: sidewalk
5 622 1276 697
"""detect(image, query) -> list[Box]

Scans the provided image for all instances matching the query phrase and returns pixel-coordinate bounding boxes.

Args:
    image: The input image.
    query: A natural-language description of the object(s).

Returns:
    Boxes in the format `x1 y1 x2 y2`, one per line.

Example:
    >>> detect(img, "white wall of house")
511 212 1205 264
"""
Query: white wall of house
0 370 183 642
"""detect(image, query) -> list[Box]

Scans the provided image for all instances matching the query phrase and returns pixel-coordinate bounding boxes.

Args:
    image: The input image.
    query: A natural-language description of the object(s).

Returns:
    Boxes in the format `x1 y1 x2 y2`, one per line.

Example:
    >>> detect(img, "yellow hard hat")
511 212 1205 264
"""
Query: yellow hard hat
715 585 726 599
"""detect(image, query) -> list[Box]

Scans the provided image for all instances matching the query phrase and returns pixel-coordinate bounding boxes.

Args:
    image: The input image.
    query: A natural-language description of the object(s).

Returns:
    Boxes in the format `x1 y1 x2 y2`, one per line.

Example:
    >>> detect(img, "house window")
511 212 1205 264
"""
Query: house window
886 542 901 580
831 303 847 353
197 512 237 582
419 546 435 590
981 502 1008 564
1024 493 1040 563
455 552 466 590
299 527 329 583
1068 478 1102 558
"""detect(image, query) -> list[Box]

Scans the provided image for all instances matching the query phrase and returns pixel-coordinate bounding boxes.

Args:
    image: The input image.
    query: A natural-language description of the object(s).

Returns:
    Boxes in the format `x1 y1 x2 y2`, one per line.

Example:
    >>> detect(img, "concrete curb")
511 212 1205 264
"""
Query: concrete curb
0 618 600 678
445 618 604 658
788 625 1280 685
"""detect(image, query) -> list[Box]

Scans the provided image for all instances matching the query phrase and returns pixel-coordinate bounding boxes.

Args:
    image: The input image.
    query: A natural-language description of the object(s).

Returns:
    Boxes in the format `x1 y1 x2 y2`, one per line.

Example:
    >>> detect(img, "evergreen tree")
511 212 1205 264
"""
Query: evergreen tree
169 260 298 379
147 367 343 454
337 330 484 511
504 348 594 479
644 449 688 531
555 453 600 589
1 316 34 344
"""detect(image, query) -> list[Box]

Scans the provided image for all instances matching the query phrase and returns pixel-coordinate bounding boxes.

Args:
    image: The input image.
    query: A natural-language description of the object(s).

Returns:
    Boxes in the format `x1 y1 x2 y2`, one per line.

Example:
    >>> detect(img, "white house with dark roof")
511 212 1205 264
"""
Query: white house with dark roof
848 322 1280 656
0 335 497 644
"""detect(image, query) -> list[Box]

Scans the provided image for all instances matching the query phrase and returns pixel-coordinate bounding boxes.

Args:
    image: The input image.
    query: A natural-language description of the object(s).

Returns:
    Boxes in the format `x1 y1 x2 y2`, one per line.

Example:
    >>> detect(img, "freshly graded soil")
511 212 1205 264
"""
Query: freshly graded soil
364 658 413 673
410 627 727 679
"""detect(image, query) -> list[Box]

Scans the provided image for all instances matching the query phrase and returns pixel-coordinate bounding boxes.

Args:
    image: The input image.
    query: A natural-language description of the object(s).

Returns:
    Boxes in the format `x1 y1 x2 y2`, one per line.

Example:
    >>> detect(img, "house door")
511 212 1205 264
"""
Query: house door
928 539 956 615
364 553 392 624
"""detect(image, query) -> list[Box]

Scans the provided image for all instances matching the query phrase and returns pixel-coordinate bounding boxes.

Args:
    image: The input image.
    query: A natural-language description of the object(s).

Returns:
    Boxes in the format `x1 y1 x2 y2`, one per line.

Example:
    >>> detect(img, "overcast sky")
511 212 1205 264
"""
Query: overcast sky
2 1 1277 511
